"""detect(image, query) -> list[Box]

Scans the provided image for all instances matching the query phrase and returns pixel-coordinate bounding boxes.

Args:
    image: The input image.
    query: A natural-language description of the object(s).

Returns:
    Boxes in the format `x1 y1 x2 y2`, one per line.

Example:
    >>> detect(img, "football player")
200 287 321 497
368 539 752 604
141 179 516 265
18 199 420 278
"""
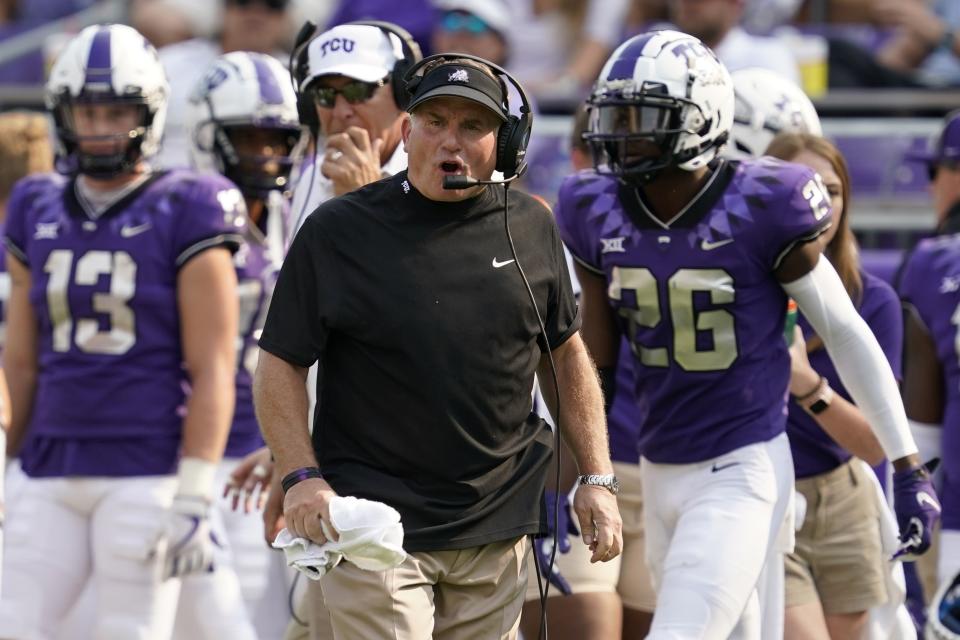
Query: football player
725 67 822 160
560 30 939 638
177 49 305 640
0 24 240 639
899 109 960 627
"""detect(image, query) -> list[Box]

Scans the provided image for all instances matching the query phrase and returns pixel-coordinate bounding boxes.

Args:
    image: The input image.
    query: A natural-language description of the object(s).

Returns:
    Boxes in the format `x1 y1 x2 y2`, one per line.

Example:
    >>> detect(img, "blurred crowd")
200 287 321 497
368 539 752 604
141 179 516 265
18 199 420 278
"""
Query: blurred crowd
1 0 959 112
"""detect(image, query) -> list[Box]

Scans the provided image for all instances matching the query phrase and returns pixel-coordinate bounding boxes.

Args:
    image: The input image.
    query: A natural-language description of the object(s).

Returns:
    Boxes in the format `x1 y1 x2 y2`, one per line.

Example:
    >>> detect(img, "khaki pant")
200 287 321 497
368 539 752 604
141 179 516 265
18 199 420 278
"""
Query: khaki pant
317 536 529 639
785 459 887 614
282 584 334 640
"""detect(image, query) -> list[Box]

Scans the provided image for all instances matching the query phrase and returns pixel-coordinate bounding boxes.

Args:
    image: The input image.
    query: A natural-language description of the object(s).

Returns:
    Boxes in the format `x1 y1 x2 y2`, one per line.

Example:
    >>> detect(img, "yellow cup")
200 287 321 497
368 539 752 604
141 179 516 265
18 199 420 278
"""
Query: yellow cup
796 35 829 98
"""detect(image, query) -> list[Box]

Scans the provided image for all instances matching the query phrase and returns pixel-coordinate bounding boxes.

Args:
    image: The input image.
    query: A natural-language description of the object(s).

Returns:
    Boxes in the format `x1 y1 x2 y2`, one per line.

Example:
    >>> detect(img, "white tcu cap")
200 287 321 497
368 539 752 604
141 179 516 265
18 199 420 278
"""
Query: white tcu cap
303 23 402 87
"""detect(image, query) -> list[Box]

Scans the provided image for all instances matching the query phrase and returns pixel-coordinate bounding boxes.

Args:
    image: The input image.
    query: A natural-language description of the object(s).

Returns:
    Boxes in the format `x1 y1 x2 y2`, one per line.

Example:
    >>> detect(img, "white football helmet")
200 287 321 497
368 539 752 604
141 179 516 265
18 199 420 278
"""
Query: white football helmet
726 67 822 160
187 51 304 198
585 30 734 184
927 571 960 640
45 24 168 177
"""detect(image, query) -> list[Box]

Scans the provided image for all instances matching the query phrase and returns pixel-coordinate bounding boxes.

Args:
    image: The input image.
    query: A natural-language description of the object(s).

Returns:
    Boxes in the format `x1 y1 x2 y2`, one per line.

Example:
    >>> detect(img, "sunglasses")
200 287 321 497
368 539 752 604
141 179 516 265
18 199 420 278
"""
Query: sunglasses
440 12 491 35
310 77 386 108
226 0 288 11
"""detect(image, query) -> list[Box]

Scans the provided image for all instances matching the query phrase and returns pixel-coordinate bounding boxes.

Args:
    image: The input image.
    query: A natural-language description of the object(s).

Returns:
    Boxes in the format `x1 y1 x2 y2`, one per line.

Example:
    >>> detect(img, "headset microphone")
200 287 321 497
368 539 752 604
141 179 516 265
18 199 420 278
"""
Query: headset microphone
442 174 520 189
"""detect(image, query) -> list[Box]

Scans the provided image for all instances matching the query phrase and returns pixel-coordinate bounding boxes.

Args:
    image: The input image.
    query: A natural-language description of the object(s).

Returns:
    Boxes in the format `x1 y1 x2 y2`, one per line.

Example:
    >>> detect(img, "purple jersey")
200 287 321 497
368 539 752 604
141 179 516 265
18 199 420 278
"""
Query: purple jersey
227 231 278 458
899 234 960 530
556 159 832 464
788 271 902 478
3 170 244 478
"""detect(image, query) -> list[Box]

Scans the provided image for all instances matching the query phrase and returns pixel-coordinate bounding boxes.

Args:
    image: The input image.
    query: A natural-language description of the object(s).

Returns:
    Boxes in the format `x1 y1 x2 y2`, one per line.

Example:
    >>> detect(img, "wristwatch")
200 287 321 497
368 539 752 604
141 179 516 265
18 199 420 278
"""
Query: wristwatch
578 474 620 495
799 377 834 416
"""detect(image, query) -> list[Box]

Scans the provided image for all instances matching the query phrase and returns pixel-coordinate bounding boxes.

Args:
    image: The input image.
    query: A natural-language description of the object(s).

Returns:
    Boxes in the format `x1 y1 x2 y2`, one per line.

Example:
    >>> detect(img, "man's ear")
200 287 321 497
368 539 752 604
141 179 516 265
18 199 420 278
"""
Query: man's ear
401 113 412 151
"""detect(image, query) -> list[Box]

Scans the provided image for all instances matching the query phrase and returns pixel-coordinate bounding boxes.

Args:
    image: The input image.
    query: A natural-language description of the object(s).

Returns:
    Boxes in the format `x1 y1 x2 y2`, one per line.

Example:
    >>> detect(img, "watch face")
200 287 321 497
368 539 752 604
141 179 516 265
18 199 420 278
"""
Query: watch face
809 399 829 414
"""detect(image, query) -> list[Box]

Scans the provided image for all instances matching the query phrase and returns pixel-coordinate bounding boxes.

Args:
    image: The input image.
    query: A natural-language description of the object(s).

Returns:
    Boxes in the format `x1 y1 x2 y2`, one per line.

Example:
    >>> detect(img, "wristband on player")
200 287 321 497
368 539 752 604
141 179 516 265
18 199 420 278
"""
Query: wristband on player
281 466 322 494
177 457 218 500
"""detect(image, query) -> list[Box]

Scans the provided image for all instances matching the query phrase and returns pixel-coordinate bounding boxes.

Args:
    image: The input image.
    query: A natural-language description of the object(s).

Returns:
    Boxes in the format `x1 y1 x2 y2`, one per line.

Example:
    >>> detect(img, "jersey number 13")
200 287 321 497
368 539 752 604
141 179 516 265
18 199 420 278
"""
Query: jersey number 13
44 249 137 355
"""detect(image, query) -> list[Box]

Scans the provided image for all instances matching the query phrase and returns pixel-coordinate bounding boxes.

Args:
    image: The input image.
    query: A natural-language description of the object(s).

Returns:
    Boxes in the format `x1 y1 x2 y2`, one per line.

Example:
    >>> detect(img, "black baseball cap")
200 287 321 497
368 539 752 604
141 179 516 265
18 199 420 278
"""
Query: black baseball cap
406 62 507 122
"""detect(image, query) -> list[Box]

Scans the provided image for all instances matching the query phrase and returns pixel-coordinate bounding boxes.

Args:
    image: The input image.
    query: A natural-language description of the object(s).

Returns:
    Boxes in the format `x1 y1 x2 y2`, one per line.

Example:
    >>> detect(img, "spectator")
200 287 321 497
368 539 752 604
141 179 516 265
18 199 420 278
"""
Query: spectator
668 0 800 83
431 0 510 67
827 0 960 89
324 0 436 56
507 0 632 104
156 0 294 168
130 0 204 47
876 0 960 87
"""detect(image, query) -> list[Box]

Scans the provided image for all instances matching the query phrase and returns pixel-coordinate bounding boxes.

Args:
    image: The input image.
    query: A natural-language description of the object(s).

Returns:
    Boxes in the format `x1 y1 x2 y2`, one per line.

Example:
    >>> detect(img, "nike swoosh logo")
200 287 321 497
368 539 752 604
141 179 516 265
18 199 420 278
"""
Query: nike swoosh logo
492 258 515 268
711 462 739 473
701 238 734 251
120 222 152 238
917 491 941 512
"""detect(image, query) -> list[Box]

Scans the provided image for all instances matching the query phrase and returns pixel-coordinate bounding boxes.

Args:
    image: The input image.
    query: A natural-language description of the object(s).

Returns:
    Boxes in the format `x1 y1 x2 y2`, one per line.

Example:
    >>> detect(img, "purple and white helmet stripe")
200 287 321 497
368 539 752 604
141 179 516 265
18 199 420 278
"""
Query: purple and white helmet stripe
251 55 285 107
83 27 112 89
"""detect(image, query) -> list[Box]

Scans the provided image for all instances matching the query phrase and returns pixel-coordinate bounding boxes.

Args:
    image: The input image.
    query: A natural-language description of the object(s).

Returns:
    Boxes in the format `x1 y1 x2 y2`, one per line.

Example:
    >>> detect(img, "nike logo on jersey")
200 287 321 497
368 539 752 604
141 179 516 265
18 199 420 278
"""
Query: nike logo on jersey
917 491 941 512
120 222 153 238
701 238 734 251
601 237 626 253
711 461 739 473
492 258 515 268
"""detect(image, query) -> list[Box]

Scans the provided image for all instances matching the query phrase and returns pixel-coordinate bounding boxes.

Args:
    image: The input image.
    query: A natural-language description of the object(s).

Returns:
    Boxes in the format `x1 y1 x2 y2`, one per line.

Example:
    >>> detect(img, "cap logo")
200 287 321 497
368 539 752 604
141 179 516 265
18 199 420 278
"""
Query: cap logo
317 38 355 57
448 69 469 83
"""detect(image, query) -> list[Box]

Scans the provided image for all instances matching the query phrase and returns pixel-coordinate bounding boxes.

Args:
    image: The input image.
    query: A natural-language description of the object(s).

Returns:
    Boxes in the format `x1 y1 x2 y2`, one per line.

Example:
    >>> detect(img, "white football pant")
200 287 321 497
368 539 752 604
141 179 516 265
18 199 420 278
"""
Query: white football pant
0 475 180 640
172 457 290 640
642 432 794 640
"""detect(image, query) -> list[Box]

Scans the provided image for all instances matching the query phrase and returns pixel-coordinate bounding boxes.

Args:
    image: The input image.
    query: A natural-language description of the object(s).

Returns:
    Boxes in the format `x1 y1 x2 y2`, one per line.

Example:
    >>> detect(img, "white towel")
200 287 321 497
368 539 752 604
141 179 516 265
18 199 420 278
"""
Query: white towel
272 496 407 580
862 460 918 640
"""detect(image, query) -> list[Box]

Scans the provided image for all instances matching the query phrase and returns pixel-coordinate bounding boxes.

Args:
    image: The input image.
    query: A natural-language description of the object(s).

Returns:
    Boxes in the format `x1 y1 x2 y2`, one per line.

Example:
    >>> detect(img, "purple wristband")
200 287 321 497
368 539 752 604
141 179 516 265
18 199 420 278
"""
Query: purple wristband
281 466 322 494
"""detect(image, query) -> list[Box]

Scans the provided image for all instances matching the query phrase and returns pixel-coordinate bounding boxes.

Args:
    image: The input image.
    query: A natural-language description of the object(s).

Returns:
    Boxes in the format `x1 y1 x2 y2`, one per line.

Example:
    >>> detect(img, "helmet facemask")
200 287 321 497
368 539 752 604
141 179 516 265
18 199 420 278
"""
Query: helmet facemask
195 119 304 201
585 82 721 186
53 93 154 179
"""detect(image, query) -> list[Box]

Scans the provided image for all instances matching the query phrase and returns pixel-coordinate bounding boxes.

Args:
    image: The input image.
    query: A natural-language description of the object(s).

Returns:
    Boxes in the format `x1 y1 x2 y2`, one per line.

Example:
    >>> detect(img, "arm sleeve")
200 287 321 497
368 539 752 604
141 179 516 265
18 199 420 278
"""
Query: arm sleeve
782 258 918 461
173 175 245 267
258 216 338 367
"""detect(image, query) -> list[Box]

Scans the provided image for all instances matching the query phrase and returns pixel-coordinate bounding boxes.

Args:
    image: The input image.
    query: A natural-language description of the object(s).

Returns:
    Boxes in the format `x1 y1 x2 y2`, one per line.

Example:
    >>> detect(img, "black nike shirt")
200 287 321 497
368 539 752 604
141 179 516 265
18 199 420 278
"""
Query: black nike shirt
259 171 581 551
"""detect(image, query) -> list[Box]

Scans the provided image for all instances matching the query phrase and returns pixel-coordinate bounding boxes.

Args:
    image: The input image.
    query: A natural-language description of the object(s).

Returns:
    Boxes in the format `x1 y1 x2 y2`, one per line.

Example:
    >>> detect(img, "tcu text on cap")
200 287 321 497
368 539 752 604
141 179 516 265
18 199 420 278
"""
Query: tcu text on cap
318 38 355 56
